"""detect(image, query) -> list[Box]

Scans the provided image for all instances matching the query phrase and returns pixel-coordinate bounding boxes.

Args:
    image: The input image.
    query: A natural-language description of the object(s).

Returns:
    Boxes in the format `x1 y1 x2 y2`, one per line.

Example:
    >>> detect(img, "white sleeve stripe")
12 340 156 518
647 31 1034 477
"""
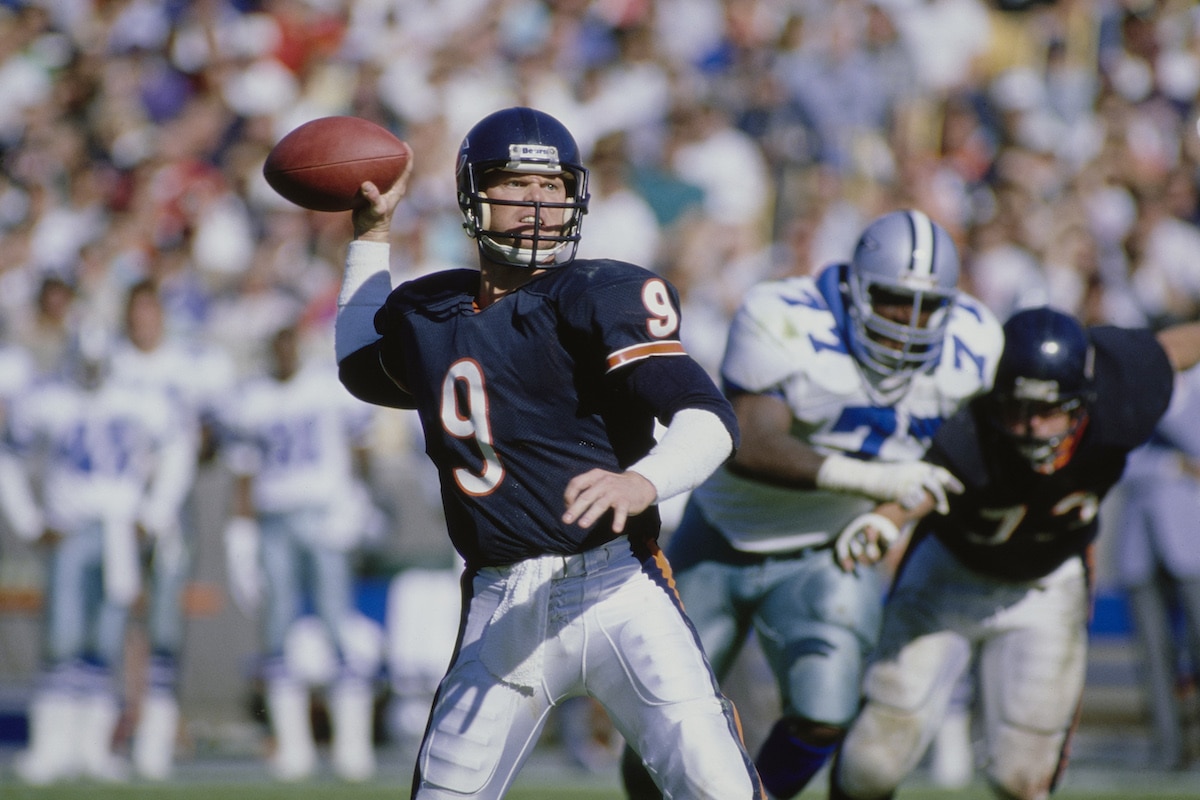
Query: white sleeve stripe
627 408 733 504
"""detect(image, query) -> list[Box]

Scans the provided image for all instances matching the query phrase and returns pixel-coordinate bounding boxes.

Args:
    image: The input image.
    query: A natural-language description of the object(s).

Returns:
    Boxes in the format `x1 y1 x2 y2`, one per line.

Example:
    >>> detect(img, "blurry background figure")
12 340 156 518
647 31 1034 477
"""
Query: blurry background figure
573 130 663 269
1114 363 1200 770
0 328 192 784
109 278 236 780
0 317 35 429
13 274 77 378
384 566 460 745
219 322 383 782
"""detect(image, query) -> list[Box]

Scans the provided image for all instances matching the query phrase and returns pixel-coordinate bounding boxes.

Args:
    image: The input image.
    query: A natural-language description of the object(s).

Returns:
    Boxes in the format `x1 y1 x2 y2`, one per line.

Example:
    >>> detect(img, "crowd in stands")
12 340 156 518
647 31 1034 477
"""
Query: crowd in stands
2 0 1199 383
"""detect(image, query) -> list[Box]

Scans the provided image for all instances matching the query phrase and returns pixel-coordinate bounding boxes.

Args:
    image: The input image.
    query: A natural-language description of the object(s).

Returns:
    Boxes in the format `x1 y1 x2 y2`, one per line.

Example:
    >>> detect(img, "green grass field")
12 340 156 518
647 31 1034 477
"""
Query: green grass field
1 781 1198 800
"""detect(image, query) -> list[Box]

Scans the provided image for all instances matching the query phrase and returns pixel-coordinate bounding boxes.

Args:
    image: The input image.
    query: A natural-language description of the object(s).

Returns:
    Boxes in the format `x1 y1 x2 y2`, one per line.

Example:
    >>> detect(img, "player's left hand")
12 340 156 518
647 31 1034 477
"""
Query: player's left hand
562 469 657 533
834 511 901 573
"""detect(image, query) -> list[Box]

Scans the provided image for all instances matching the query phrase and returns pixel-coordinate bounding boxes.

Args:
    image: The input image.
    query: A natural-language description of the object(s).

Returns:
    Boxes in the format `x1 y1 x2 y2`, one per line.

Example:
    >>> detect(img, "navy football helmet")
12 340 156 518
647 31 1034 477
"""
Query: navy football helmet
990 306 1095 472
846 209 960 391
456 107 590 268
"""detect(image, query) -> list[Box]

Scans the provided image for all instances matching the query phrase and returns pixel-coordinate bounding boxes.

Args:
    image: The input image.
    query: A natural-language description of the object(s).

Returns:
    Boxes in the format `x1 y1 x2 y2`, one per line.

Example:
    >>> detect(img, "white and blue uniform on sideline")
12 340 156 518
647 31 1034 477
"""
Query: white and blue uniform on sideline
0 342 35 414
110 339 234 655
636 261 1000 798
220 357 374 671
221 344 382 782
0 361 191 782
109 327 235 779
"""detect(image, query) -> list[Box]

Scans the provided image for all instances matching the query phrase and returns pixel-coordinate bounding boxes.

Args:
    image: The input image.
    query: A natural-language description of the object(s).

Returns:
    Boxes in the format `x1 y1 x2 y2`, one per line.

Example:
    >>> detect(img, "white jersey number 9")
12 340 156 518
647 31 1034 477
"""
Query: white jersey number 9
442 358 503 496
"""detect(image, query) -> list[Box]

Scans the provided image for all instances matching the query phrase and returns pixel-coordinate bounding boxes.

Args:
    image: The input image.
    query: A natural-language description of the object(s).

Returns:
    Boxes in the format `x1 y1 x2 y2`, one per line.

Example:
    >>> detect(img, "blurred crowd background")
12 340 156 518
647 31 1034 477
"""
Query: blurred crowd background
2 0 1200 779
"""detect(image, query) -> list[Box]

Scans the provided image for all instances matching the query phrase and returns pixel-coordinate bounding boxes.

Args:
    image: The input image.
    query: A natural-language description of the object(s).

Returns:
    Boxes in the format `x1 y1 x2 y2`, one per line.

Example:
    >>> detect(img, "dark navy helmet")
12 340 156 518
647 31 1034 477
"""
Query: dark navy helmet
990 306 1095 472
455 107 590 268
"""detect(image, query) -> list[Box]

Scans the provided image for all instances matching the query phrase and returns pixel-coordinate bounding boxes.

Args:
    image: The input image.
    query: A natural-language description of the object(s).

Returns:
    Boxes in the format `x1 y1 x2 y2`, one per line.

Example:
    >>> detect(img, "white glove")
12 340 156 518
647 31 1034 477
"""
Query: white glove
834 512 901 573
816 455 963 514
224 516 262 615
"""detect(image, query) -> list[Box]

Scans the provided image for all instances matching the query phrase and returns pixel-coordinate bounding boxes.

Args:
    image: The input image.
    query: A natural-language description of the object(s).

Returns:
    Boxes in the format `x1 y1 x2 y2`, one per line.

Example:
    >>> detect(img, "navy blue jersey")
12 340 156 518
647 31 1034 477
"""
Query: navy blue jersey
351 259 733 568
916 326 1174 581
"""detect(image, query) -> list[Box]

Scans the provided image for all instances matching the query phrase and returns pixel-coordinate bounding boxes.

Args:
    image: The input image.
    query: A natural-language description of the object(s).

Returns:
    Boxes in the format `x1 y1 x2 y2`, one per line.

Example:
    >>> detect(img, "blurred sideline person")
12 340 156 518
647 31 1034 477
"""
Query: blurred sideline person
0 329 35 438
830 306 1200 800
0 330 192 784
335 106 765 799
621 209 1003 800
1113 364 1200 770
220 322 381 782
109 278 236 779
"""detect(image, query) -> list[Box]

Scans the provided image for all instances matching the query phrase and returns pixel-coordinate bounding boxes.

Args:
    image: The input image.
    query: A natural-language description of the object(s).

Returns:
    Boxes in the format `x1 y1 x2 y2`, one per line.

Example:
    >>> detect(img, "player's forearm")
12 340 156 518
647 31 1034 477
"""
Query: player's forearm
230 474 256 520
0 452 43 541
336 240 391 362
726 435 825 487
724 392 823 487
628 408 734 503
140 437 196 534
1157 321 1200 372
336 241 416 408
875 499 929 529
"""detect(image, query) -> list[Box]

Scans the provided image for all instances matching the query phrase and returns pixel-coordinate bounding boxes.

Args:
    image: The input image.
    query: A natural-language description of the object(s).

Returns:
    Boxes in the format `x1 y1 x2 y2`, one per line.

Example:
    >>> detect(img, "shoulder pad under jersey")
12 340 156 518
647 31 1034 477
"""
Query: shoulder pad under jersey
931 294 1004 399
721 276 859 395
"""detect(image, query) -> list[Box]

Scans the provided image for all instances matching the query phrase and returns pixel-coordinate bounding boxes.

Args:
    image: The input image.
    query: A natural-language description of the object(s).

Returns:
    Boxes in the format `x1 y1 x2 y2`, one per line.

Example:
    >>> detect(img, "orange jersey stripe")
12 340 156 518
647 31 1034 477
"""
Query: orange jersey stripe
606 341 687 371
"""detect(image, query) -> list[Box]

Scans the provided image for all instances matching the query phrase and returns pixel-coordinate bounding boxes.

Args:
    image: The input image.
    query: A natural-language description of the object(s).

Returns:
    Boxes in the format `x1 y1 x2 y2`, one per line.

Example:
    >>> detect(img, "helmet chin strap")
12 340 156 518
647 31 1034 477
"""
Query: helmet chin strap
478 233 567 268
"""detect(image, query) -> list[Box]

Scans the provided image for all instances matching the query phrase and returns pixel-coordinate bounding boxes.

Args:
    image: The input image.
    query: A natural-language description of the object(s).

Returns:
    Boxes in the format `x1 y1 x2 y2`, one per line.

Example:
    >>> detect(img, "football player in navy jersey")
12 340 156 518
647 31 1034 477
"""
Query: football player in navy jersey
830 306 1200 800
334 107 764 799
621 210 1004 800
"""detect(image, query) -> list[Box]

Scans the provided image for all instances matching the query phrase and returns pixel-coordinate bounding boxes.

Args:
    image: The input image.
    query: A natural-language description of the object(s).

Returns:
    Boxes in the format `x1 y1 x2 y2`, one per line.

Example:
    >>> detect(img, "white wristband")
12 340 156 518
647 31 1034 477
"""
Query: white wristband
628 408 733 503
815 453 877 494
336 240 392 361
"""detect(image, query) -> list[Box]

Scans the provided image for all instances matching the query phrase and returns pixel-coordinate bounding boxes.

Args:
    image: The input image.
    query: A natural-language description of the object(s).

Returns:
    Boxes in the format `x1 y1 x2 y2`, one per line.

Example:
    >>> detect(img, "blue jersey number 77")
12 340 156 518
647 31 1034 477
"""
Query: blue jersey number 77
829 406 942 458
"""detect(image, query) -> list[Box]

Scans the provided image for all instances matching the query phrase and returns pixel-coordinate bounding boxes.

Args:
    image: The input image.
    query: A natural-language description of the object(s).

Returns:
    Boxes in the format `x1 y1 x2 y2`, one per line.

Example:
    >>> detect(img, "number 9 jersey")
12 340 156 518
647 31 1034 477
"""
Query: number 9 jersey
371 259 724 568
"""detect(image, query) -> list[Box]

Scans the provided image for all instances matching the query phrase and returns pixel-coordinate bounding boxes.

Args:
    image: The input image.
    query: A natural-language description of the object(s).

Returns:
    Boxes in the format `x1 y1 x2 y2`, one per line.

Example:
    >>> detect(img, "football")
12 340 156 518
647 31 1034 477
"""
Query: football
263 116 410 212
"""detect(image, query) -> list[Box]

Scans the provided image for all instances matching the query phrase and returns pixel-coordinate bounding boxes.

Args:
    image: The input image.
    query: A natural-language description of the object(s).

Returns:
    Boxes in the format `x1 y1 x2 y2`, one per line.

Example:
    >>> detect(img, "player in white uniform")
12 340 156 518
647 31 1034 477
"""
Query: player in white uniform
220 322 379 782
0 333 193 784
108 278 236 779
0 336 35 436
621 210 1003 799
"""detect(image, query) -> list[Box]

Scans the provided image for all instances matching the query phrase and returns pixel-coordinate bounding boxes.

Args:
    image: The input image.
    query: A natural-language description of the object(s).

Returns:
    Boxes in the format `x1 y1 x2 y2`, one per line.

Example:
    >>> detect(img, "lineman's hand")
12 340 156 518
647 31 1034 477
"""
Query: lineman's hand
353 142 414 241
563 469 657 534
817 455 963 513
834 511 901 573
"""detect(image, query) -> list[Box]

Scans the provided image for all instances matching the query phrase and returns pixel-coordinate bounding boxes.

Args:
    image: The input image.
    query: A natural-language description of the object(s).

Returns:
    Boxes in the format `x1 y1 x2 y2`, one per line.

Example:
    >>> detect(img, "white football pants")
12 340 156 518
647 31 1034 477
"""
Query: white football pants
412 537 763 799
